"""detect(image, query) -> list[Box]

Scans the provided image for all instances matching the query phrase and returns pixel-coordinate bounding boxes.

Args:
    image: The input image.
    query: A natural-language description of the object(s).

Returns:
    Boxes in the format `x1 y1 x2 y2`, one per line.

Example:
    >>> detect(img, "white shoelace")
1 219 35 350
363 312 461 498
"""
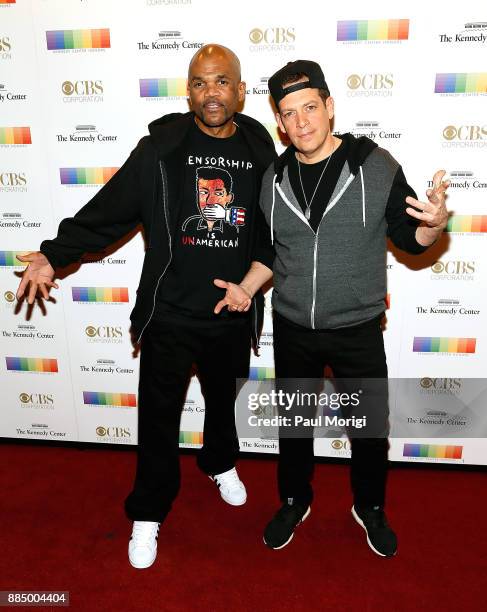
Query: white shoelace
131 522 159 545
216 468 242 489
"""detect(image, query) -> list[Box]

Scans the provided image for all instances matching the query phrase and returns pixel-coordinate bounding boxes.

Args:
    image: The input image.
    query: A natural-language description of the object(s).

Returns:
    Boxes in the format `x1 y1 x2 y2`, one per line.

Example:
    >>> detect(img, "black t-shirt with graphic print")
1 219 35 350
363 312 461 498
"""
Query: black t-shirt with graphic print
154 121 255 321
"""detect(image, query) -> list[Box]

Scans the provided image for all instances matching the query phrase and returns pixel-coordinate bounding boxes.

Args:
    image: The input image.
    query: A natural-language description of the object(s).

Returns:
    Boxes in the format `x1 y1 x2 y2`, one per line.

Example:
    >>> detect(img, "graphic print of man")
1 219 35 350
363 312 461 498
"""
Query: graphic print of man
182 167 245 233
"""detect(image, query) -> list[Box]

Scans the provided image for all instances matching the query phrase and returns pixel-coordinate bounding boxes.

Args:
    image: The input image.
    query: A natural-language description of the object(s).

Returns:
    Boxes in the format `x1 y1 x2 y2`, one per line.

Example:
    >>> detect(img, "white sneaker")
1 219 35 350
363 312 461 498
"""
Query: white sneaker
128 521 160 569
210 467 247 506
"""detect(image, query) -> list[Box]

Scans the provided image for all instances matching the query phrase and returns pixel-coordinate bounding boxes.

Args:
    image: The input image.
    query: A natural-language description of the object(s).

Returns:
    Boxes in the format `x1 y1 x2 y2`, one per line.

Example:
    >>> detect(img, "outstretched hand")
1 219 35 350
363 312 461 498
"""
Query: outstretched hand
16 252 58 305
213 278 252 314
405 169 449 231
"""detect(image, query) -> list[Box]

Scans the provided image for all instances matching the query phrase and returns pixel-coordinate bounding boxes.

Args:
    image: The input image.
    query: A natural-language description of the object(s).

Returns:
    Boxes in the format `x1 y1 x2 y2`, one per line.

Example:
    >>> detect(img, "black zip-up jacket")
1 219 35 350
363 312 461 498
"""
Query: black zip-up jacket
40 112 277 347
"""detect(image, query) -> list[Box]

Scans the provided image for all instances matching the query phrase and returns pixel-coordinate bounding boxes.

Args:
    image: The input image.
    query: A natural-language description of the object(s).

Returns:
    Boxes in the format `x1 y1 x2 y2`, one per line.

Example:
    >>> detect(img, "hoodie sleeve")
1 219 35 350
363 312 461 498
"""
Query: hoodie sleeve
251 202 275 270
40 138 152 269
385 166 428 255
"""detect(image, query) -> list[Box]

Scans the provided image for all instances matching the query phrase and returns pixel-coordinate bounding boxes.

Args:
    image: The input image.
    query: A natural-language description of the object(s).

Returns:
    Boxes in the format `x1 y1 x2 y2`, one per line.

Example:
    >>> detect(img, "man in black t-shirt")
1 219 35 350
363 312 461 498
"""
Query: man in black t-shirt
15 44 276 569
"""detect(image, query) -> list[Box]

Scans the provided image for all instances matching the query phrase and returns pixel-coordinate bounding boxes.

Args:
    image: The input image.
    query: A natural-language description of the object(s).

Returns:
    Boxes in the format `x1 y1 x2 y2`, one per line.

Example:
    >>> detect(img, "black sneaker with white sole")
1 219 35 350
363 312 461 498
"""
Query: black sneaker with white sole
351 505 397 557
263 502 311 550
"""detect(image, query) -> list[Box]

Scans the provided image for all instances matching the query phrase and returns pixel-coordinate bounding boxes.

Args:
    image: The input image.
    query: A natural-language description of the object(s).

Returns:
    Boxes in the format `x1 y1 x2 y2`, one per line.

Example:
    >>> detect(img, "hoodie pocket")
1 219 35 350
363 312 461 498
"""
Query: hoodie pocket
273 273 313 320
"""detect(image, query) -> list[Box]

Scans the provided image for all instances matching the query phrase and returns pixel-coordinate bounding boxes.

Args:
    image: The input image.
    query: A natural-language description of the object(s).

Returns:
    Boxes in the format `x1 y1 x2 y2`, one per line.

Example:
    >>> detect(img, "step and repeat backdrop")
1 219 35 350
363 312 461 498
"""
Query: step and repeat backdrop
1 0 486 465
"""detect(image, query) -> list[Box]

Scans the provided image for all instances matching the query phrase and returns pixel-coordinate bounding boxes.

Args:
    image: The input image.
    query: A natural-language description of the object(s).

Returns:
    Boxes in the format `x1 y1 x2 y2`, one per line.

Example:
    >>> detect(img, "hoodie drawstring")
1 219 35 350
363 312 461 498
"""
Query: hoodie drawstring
270 174 277 244
359 166 365 227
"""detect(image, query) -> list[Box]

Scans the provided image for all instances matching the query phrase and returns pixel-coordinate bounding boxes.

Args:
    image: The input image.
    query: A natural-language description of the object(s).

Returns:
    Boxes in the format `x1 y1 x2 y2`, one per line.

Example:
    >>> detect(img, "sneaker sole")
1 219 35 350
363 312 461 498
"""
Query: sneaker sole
209 476 247 506
128 550 157 569
351 505 397 558
263 506 311 550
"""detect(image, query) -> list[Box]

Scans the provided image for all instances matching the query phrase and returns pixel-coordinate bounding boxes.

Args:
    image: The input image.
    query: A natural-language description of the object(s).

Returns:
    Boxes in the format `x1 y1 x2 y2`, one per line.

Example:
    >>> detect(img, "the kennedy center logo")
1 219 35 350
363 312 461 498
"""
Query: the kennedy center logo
0 251 28 268
337 19 409 43
139 78 187 101
72 287 129 304
412 337 476 354
438 22 487 45
6 357 59 373
83 391 137 408
0 127 31 146
60 167 118 186
137 30 203 52
435 73 487 96
56 124 117 144
0 82 27 103
348 121 402 141
46 29 110 52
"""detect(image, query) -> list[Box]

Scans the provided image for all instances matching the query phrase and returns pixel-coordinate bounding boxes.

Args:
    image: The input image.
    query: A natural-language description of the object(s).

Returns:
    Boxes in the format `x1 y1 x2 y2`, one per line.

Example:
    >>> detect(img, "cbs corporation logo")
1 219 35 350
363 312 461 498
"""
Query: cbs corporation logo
347 73 393 90
431 260 475 277
347 75 361 89
442 125 487 147
4 290 15 303
331 439 350 450
96 425 131 440
19 393 31 403
346 73 394 97
249 27 295 48
85 325 97 338
85 325 123 341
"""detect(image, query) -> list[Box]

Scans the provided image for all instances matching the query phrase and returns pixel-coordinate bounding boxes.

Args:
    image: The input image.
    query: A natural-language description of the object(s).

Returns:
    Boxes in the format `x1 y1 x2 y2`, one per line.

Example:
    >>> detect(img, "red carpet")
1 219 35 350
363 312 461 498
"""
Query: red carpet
0 443 485 611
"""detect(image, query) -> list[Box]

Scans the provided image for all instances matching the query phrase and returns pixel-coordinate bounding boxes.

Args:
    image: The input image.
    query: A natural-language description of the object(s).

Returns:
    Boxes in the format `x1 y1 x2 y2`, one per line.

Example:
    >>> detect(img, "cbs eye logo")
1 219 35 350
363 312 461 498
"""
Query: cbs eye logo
4 291 15 303
347 75 361 89
62 81 74 95
19 393 30 403
331 440 350 450
420 378 433 388
96 426 107 437
249 29 264 44
85 325 97 337
443 126 456 141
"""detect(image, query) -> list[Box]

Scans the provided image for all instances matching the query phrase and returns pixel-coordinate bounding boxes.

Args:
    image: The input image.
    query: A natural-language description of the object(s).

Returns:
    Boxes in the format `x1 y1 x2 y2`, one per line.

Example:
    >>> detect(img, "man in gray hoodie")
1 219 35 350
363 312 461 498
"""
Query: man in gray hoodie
219 59 449 557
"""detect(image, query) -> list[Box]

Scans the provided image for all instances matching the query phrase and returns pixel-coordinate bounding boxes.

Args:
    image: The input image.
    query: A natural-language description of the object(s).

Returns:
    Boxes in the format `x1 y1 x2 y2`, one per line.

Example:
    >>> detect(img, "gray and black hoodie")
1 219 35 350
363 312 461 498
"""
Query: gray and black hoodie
259 133 427 330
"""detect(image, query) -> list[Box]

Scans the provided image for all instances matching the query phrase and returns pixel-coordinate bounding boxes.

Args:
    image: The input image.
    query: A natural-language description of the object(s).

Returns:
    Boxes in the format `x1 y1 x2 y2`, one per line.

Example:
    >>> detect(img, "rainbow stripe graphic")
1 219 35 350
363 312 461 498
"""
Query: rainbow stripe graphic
403 444 463 459
83 391 137 407
0 127 31 145
446 215 487 233
0 251 28 267
46 29 110 50
139 79 187 97
435 73 487 93
249 367 275 380
6 357 58 373
337 19 409 41
60 167 119 185
0 0 16 4
179 431 203 445
413 337 476 353
72 287 129 303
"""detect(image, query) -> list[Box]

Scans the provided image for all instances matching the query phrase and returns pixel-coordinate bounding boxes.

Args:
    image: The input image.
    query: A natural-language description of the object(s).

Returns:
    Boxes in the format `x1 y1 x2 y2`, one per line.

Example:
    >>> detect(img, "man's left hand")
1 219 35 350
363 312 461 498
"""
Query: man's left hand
405 169 449 231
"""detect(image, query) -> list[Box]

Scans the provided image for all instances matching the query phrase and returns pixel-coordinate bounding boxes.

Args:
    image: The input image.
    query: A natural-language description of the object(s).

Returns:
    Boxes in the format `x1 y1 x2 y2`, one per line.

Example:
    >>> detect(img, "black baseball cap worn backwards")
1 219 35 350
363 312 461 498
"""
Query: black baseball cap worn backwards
268 59 329 106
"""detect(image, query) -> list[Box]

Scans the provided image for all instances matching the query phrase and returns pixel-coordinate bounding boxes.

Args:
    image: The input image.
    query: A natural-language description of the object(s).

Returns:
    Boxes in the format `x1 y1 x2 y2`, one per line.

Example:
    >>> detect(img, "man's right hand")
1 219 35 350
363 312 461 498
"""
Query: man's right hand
16 252 58 304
